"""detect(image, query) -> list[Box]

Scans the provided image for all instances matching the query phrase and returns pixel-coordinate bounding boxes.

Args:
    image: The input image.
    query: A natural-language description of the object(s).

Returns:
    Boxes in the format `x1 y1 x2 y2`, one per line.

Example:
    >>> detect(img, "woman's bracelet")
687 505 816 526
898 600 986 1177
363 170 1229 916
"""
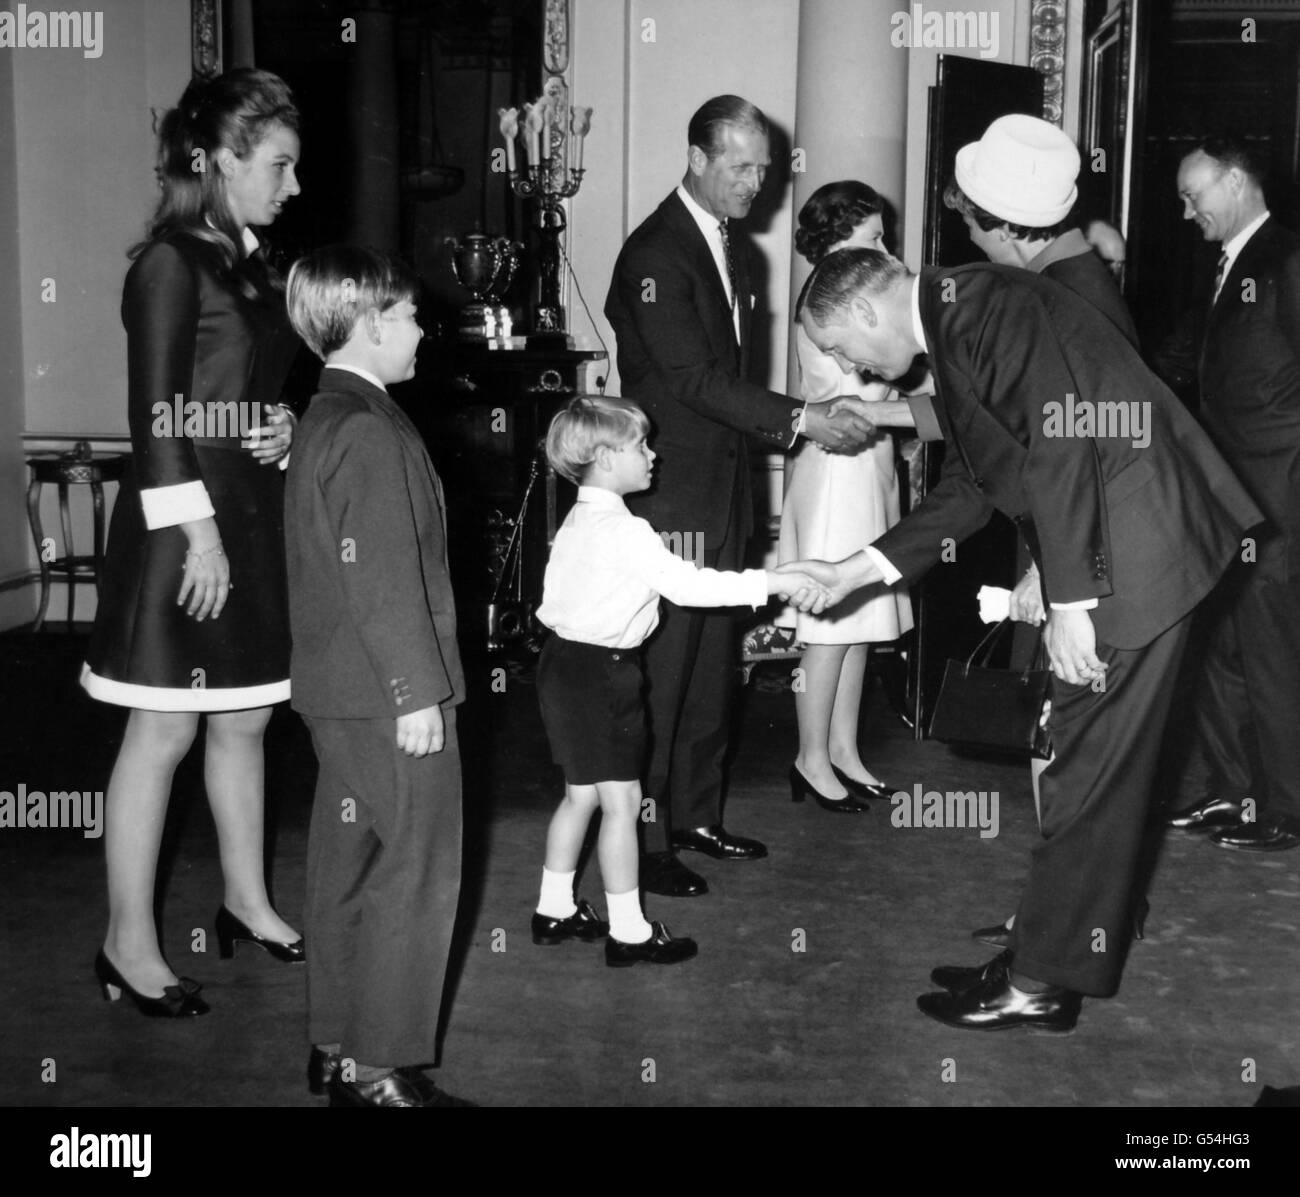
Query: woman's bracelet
185 545 224 561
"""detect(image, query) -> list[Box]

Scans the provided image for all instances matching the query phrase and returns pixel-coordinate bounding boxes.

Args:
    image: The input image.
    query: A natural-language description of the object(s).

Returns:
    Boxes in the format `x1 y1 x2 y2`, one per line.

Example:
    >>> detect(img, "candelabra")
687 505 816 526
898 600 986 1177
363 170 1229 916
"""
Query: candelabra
499 100 592 343
507 163 585 340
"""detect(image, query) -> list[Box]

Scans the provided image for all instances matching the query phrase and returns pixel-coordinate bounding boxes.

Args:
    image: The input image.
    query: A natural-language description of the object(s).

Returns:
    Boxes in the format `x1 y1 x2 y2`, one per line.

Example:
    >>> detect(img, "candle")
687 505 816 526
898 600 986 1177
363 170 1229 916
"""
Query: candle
523 102 543 167
498 107 518 173
571 106 593 174
541 99 552 164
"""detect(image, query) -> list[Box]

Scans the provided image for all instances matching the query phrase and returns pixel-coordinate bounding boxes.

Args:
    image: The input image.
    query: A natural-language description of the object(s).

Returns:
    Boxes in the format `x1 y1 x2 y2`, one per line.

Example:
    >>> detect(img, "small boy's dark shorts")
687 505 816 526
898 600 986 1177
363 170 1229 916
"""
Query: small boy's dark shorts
536 634 646 785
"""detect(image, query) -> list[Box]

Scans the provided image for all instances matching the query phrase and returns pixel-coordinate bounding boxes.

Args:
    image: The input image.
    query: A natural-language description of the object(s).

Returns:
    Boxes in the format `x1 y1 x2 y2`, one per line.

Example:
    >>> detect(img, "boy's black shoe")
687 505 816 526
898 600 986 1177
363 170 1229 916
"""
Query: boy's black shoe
531 898 610 945
327 1071 424 1107
605 921 698 967
396 1068 477 1107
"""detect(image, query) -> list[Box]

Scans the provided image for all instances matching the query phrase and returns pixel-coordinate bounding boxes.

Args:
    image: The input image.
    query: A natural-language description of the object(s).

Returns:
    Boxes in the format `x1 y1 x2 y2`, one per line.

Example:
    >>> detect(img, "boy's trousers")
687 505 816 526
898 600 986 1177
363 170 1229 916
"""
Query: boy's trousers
303 708 462 1066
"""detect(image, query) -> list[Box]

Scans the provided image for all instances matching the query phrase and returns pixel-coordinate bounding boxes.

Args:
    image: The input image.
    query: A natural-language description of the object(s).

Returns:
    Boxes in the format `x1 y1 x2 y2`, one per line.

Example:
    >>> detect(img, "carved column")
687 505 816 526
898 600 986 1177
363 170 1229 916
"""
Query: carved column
1030 0 1069 126
540 0 573 321
192 0 220 77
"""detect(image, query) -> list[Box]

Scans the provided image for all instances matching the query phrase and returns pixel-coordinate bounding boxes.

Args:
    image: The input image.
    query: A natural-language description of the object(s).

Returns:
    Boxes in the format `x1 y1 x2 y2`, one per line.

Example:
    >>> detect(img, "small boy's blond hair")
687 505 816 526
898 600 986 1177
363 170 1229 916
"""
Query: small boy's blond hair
286 244 418 359
545 396 650 484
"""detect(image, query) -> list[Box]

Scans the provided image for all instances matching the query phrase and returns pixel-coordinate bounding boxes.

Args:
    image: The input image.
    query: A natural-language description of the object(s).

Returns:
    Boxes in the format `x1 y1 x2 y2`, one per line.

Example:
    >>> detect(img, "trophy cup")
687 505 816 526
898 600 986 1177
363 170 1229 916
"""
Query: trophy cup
446 233 521 341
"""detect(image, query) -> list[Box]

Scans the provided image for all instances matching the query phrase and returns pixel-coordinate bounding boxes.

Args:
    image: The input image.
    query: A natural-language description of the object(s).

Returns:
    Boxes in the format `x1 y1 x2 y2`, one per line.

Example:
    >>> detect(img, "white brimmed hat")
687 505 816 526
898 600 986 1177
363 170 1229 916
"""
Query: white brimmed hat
954 114 1080 227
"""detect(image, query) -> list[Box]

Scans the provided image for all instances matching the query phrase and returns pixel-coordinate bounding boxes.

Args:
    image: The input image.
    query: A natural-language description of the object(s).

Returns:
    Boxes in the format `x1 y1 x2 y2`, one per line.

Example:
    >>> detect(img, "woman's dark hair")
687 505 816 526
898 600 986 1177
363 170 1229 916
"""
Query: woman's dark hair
131 68 300 297
794 181 886 265
942 180 1072 243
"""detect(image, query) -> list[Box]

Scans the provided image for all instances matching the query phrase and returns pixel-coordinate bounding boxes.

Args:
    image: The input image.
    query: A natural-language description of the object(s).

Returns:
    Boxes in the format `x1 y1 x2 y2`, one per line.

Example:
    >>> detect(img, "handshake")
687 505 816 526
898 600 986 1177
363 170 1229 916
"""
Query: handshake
766 550 885 614
801 395 916 454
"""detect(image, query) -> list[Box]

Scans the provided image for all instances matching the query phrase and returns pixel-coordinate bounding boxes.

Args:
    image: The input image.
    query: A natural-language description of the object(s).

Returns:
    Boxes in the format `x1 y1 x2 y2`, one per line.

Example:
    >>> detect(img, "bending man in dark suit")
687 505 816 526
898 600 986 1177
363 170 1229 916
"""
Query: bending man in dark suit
788 249 1260 1031
604 95 872 897
1157 140 1300 852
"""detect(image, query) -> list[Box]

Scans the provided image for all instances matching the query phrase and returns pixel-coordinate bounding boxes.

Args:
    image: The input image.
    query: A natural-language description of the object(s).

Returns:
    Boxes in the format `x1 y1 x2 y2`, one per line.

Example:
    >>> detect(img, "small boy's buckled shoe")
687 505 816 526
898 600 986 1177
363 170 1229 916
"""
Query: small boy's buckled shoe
605 921 698 967
531 898 610 945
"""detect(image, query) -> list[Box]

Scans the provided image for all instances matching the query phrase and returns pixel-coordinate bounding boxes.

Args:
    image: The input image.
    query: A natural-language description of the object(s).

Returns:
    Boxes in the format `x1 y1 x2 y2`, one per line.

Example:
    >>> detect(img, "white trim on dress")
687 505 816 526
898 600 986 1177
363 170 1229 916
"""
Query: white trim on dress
80 664 289 712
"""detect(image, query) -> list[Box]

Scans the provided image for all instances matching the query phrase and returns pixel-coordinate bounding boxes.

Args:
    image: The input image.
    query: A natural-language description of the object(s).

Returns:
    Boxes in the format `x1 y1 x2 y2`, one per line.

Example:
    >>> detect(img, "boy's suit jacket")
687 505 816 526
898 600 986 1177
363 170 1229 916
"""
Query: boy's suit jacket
1155 216 1300 583
604 189 795 547
285 366 465 719
872 265 1262 650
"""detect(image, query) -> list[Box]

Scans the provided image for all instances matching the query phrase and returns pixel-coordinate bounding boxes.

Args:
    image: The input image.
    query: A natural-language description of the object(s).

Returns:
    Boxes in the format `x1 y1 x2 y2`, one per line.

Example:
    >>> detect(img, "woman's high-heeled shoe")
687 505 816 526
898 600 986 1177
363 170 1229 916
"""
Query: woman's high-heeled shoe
94 948 209 1018
789 765 871 813
971 919 1013 948
215 906 306 963
831 765 897 803
972 898 1150 949
1133 897 1149 941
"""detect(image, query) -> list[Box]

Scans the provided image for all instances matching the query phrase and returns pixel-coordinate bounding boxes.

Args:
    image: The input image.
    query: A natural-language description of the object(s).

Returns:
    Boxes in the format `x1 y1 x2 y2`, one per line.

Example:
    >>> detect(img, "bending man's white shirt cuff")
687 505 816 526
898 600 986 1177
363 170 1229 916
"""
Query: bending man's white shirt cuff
1050 598 1099 611
864 545 901 585
139 480 216 530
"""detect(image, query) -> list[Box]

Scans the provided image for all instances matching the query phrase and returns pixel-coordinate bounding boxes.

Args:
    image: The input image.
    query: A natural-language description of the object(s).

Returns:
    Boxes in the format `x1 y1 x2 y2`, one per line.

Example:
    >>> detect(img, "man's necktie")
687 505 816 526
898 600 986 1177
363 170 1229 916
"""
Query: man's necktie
1211 251 1228 305
719 220 738 313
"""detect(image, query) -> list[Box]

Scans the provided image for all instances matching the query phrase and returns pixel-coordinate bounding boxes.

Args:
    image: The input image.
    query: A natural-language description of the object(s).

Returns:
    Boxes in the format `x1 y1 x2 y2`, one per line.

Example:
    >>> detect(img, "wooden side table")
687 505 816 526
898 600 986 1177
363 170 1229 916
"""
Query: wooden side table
26 446 129 631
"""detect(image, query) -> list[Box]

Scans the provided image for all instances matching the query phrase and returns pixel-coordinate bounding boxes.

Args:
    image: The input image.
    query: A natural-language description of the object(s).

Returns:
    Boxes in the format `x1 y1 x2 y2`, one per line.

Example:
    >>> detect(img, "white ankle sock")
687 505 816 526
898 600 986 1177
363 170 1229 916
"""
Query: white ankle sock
537 868 577 919
606 888 653 944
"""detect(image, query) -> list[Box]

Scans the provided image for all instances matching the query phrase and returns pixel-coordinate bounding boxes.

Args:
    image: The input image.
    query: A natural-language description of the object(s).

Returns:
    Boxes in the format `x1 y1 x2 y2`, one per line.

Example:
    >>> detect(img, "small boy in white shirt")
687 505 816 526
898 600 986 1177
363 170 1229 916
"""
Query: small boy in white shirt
532 395 829 965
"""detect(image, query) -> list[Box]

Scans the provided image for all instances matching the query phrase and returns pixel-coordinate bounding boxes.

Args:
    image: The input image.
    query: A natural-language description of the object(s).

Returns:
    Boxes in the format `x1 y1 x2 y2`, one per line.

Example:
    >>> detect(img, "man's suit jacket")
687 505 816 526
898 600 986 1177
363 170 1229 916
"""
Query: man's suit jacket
907 232 1136 441
604 190 795 546
873 265 1262 650
284 367 465 719
1155 216 1300 583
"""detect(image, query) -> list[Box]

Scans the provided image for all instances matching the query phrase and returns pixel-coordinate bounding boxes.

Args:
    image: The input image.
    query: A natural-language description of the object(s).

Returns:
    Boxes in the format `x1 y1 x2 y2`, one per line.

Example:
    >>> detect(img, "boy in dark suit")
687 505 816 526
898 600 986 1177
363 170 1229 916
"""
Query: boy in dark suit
284 246 469 1107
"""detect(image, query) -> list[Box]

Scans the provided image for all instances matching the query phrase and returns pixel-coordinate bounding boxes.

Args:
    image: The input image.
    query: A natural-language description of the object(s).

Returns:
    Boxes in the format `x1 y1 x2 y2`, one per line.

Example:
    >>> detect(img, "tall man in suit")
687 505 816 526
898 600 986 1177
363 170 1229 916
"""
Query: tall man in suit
1157 140 1300 851
789 249 1261 1030
604 96 873 897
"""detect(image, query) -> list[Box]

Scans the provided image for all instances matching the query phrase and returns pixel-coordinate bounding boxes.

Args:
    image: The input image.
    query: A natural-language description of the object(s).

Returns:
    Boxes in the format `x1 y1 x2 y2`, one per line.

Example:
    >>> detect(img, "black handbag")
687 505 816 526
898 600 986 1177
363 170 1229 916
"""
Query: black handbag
928 619 1053 759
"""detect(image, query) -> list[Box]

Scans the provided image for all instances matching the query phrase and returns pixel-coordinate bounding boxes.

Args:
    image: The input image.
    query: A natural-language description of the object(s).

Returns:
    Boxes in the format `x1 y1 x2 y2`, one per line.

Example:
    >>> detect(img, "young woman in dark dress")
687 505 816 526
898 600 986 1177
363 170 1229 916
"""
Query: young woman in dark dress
83 69 304 1016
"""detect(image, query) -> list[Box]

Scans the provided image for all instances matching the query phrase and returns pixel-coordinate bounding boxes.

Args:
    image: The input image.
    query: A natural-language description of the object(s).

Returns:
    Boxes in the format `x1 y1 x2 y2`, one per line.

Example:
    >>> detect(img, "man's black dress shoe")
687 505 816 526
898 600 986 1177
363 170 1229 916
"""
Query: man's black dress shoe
931 948 1014 994
1210 820 1300 852
641 851 709 897
531 898 610 945
1165 796 1245 833
917 961 1082 1033
328 1071 424 1107
672 824 768 860
605 921 698 967
308 1046 341 1095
